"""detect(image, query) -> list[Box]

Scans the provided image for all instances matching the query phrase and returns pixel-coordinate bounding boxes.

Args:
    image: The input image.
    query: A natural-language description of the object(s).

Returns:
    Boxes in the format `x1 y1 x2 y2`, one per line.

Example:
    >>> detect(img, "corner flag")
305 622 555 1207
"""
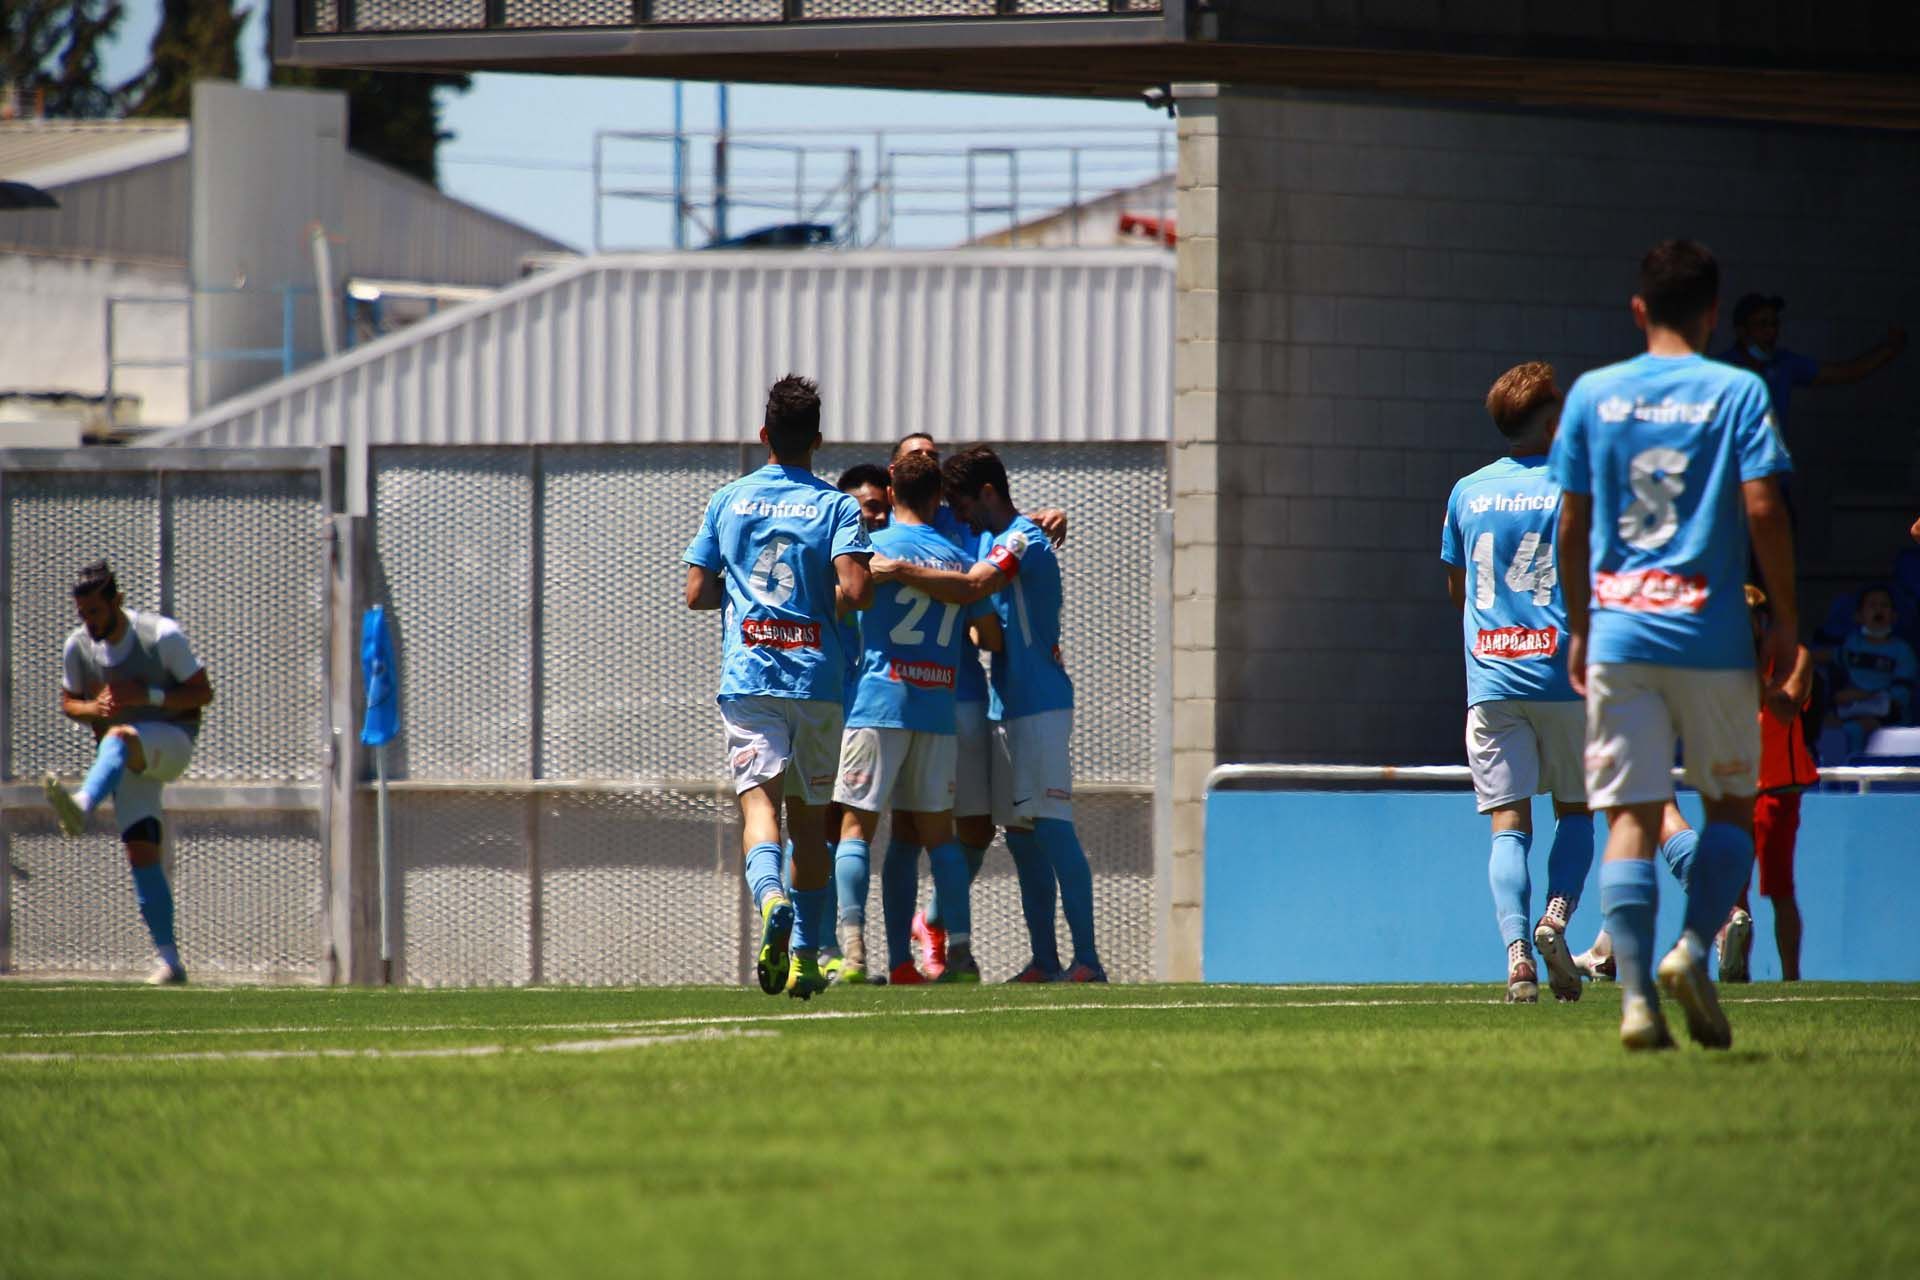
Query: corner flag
360 605 399 747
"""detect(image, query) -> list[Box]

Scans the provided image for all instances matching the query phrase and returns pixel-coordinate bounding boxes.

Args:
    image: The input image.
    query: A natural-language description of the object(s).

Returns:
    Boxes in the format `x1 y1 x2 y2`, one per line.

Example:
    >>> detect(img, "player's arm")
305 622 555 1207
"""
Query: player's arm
1744 476 1799 687
874 556 1003 606
970 612 1005 654
1814 326 1905 386
1556 493 1592 696
60 686 105 724
684 565 723 611
1765 644 1814 724
1028 508 1068 547
835 552 874 613
1443 565 1466 613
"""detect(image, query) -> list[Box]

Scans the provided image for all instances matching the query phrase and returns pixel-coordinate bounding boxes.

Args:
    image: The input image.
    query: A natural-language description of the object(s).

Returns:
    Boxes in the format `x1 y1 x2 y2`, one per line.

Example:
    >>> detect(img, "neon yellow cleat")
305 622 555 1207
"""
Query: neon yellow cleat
756 896 794 996
786 950 830 1001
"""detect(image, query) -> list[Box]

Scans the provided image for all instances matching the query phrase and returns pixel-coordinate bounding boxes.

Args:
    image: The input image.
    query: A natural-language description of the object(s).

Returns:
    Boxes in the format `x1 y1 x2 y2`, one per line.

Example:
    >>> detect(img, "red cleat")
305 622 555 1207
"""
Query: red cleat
888 961 929 986
912 910 948 979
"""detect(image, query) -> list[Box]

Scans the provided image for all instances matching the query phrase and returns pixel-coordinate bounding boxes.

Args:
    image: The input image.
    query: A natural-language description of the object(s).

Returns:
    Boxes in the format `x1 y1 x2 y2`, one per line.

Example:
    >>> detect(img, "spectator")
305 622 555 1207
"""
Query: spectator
1817 584 1917 757
1718 293 1905 422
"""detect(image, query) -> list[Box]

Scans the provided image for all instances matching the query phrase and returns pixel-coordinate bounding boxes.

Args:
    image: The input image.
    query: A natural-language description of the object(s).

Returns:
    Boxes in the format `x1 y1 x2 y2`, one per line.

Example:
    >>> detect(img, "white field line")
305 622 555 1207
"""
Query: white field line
3 991 1914 1056
1 1027 777 1064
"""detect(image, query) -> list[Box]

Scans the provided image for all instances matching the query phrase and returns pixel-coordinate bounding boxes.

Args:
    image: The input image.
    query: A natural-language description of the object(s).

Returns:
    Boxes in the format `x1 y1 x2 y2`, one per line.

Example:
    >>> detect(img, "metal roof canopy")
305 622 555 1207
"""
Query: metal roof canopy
275 2 1920 131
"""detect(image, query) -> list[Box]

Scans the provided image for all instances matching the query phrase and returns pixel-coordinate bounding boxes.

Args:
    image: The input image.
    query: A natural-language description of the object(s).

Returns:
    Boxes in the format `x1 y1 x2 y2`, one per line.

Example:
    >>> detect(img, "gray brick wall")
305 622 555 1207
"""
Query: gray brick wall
1168 85 1920 980
1184 89 1920 775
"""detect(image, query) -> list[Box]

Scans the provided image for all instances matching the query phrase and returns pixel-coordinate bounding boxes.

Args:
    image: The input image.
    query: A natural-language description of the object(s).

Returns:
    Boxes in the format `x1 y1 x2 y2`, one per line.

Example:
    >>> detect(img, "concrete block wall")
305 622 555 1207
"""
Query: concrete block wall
1169 85 1920 977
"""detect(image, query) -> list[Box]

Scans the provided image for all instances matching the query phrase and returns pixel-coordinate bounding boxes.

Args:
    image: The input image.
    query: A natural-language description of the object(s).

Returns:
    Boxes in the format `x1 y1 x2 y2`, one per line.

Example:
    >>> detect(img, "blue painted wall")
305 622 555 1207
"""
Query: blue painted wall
1204 790 1920 983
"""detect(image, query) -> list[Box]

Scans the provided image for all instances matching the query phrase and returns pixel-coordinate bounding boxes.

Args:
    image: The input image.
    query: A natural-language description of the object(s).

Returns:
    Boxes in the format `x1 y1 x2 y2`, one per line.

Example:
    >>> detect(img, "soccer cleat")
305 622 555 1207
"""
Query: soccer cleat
1055 960 1108 984
912 910 948 980
145 960 187 986
1505 940 1539 1004
832 926 868 984
1004 959 1061 984
1533 901 1583 1003
887 960 929 986
1575 947 1617 982
1619 992 1675 1051
1719 910 1754 984
43 773 86 838
786 951 830 1001
1658 940 1732 1049
755 896 794 996
935 943 981 984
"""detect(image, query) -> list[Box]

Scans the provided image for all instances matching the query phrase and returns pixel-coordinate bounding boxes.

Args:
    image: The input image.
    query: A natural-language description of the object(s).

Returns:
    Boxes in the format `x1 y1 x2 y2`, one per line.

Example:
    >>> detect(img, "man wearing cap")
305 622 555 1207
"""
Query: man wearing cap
1718 293 1905 421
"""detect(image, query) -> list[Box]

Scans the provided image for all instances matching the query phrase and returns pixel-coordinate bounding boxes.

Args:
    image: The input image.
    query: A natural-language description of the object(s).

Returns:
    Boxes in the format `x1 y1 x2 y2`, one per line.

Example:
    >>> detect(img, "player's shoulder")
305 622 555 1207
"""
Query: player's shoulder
1451 456 1519 493
61 623 88 653
1565 354 1647 400
996 516 1051 558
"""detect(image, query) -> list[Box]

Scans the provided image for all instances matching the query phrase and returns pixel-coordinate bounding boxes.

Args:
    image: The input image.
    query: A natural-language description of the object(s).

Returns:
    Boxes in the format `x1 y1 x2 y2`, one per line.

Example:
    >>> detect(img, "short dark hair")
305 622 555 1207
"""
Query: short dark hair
889 449 942 515
764 374 822 460
837 463 890 494
72 560 117 600
1484 362 1561 440
1857 583 1896 611
1732 293 1784 328
941 444 1010 506
1638 240 1720 330
891 432 936 461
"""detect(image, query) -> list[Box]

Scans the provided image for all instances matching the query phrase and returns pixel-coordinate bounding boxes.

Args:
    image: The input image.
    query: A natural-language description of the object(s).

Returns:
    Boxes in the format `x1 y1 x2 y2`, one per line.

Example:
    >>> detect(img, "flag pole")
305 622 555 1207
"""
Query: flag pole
377 741 392 983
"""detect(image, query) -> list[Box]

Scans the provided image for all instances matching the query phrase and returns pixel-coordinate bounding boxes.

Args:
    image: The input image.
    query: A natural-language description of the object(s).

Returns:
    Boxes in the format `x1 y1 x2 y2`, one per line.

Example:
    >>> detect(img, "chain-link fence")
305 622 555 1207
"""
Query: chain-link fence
2 442 1167 984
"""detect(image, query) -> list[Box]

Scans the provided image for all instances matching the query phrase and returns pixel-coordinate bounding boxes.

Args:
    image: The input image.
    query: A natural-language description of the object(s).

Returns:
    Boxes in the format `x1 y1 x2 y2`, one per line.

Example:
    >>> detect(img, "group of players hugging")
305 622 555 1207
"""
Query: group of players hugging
682 380 1106 997
41 233 1802 1049
1444 238 1808 1051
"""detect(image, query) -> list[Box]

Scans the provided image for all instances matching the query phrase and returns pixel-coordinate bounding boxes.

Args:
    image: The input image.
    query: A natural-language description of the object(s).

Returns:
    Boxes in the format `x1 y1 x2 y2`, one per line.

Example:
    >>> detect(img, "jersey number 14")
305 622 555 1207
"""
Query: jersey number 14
1472 531 1556 608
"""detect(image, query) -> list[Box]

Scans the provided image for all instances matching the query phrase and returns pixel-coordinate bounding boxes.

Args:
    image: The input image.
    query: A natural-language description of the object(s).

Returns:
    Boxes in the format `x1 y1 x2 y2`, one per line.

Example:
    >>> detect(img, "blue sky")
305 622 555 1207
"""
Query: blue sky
100 2 1158 252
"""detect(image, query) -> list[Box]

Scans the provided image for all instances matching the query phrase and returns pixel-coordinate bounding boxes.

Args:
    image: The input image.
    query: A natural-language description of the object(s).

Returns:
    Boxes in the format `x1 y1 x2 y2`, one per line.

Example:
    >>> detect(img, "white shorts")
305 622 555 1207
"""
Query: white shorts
990 707 1074 830
1585 663 1760 808
720 696 844 806
1466 699 1587 813
953 700 992 819
833 726 957 814
113 721 195 834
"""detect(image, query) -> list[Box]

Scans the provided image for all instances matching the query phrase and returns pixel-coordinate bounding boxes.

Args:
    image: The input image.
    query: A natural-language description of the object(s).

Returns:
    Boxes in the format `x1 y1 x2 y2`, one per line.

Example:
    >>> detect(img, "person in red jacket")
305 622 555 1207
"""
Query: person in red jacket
1720 584 1817 982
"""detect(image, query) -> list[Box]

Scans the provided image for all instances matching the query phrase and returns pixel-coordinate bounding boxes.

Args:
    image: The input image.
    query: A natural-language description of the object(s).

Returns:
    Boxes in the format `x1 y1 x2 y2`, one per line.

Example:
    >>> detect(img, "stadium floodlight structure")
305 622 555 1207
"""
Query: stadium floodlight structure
274 2 1920 129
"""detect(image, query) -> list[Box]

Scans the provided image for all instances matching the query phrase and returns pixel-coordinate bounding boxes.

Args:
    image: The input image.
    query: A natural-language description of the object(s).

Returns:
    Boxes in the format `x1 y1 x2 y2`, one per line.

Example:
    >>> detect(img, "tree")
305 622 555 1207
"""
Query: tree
267 26 471 187
1 1 125 119
121 0 247 119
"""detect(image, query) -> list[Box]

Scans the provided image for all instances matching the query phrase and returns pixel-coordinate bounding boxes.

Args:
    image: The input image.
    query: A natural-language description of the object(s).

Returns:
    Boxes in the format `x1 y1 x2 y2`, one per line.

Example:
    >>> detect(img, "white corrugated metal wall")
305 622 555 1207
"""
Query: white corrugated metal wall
152 250 1173 467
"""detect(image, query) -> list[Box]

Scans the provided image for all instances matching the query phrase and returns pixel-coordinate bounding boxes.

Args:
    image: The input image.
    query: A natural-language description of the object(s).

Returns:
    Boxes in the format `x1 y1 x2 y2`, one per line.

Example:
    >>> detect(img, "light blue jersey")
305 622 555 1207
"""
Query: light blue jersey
1550 353 1791 670
1440 455 1576 706
683 463 870 702
932 504 989 705
982 515 1073 721
847 523 991 733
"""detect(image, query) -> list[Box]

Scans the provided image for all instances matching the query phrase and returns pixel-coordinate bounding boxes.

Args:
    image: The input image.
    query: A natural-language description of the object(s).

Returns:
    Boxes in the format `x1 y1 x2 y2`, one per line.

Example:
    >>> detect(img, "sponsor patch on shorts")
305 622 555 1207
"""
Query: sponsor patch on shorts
1046 787 1070 801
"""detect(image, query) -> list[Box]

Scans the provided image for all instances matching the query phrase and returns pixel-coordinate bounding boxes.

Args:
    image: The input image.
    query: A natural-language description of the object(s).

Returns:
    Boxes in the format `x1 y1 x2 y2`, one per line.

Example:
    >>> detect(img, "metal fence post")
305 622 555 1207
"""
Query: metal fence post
326 512 378 983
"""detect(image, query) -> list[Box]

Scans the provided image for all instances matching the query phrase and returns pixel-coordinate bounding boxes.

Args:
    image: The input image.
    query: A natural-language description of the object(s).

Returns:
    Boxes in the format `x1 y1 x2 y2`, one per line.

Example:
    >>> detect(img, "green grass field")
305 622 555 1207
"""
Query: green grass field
3 981 1916 1278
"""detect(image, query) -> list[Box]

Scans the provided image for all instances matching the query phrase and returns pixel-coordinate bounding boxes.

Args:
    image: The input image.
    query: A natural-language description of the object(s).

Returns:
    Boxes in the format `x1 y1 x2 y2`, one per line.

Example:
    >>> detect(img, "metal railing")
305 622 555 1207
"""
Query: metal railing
1206 764 1920 795
591 124 1175 253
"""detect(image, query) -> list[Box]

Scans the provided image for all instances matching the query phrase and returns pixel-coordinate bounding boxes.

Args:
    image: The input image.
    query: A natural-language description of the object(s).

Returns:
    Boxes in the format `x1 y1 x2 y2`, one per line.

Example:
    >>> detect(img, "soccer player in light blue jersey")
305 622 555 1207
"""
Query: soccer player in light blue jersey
1442 363 1594 1004
683 375 873 1000
875 445 1105 983
888 432 1067 981
1552 240 1797 1051
831 449 1002 985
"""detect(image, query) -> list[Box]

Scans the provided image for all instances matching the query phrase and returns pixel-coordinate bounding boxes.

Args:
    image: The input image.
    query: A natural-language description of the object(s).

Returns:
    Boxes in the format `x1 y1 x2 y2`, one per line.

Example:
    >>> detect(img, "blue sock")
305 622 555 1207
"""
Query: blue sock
791 886 831 953
130 861 175 951
1004 827 1060 972
881 837 921 970
1658 827 1700 886
79 734 128 812
1543 814 1594 908
1036 818 1098 967
927 841 972 939
1685 823 1756 945
1600 860 1659 1002
1488 830 1532 948
929 842 989 928
744 842 785 913
834 838 870 928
